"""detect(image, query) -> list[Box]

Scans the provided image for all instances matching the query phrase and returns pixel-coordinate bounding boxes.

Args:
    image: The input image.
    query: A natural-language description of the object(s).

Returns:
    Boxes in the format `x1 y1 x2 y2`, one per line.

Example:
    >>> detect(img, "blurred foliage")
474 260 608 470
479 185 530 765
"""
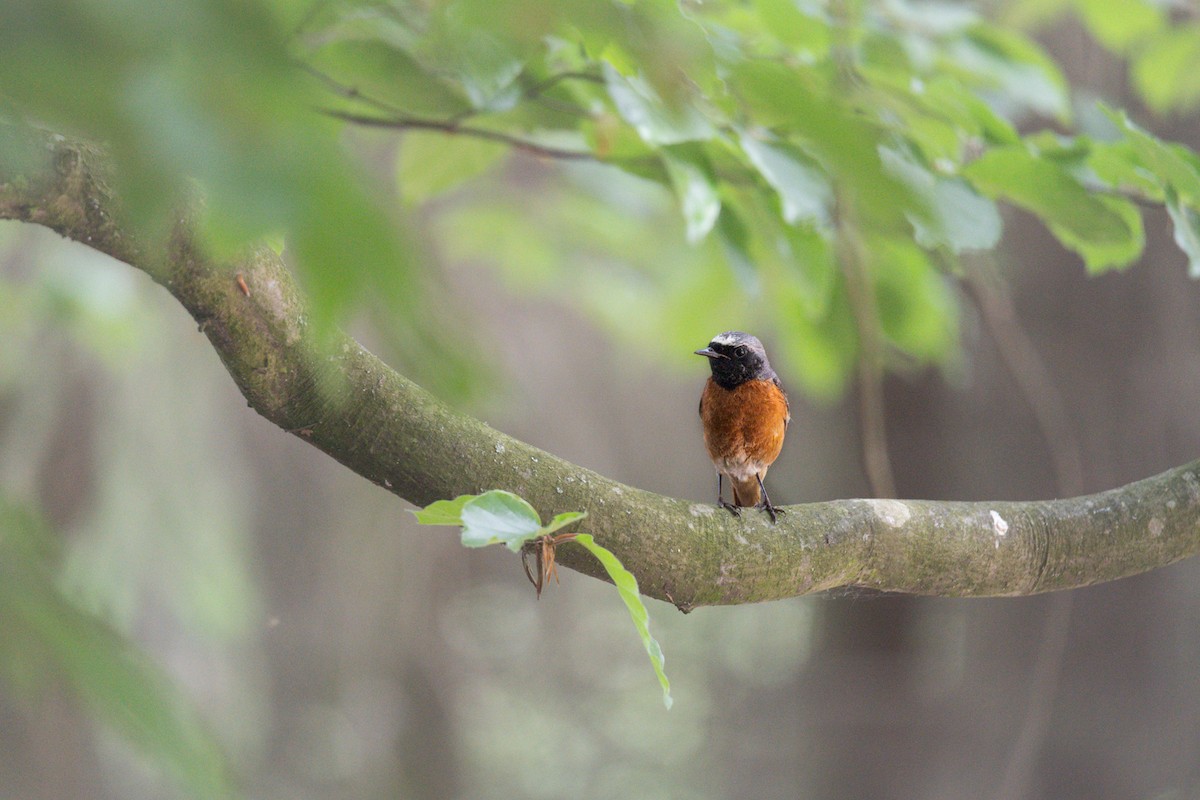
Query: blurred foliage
298 0 1200 396
0 226 262 798
4 0 1200 399
0 499 231 799
6 0 1200 794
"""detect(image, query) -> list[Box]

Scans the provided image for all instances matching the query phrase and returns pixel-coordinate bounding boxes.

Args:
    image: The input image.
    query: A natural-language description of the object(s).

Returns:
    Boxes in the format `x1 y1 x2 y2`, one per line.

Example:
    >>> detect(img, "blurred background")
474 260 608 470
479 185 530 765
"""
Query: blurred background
5 3 1200 800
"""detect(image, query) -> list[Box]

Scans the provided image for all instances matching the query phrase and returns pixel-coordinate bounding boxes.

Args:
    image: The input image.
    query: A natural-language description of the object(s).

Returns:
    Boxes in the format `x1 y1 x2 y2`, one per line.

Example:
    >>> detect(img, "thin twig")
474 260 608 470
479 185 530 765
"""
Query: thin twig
320 108 600 161
964 264 1086 497
307 63 605 154
529 94 595 118
524 70 605 95
302 64 412 117
836 201 898 499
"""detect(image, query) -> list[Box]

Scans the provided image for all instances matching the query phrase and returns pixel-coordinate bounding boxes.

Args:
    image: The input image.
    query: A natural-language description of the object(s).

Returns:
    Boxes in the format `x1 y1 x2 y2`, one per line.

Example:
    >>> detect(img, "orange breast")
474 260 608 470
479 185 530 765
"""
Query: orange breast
698 377 789 478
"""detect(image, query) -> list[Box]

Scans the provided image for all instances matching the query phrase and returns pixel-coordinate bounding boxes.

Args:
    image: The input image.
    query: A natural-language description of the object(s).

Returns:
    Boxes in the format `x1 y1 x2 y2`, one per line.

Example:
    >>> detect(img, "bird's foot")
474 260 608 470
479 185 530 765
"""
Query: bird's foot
718 500 741 517
758 502 784 524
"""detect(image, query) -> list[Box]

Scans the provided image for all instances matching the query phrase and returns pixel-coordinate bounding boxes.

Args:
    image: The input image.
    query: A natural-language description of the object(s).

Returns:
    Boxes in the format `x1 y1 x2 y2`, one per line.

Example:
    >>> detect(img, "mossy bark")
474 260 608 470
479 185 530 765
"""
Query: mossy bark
3 125 1199 609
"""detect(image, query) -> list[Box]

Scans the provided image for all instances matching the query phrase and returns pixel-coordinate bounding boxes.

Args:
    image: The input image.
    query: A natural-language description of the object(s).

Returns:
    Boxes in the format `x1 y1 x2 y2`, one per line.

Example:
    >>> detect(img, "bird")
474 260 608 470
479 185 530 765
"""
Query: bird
695 331 790 523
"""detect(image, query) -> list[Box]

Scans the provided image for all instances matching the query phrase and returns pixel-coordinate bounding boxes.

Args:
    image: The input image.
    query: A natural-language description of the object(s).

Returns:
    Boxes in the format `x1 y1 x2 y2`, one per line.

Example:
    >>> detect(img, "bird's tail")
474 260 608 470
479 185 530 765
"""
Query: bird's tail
730 476 761 507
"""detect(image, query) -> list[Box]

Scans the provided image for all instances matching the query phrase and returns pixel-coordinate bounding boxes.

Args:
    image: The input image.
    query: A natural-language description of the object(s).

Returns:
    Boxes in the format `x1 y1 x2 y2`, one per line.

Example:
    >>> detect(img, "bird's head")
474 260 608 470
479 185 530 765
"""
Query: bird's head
694 331 776 388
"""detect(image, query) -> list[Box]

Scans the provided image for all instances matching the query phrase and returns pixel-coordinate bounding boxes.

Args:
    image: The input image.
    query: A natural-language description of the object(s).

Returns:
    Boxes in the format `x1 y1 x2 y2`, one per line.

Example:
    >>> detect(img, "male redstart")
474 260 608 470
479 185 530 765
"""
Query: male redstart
696 331 789 522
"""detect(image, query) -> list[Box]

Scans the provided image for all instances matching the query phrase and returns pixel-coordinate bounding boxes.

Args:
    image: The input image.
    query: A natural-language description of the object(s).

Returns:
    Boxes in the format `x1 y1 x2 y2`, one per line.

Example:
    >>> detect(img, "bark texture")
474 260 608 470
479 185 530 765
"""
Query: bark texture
3 125 1198 608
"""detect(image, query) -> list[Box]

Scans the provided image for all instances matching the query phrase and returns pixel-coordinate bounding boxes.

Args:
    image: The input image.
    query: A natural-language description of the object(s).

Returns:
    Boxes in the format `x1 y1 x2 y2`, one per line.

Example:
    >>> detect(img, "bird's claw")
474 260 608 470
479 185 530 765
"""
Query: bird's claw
718 500 741 517
758 503 784 524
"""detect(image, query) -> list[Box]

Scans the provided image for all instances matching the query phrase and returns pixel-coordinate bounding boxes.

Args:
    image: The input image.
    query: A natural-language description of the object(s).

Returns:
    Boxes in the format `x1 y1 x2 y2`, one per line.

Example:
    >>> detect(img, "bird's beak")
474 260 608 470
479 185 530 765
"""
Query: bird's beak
694 347 727 359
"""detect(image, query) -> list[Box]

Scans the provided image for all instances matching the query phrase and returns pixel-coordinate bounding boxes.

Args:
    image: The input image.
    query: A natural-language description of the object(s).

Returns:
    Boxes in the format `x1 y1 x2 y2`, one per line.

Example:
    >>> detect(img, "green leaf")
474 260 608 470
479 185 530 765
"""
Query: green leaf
1087 139 1164 202
604 64 716 145
714 200 763 292
303 37 470 117
1130 24 1200 114
460 490 543 552
920 76 1020 147
950 23 1070 121
418 5 525 112
541 510 589 536
413 493 586 540
1073 0 1163 54
661 146 721 243
871 237 959 360
0 0 421 340
732 60 916 234
411 492 667 706
397 132 508 205
879 146 1001 252
1166 190 1200 279
964 144 1142 270
410 494 476 526
1112 111 1200 206
752 0 831 54
1050 195 1144 274
739 132 831 228
570 534 672 709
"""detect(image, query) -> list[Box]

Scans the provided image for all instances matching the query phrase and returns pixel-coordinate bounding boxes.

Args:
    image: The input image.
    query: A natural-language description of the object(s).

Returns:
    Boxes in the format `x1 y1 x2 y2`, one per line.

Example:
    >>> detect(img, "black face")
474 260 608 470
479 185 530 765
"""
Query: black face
694 331 776 389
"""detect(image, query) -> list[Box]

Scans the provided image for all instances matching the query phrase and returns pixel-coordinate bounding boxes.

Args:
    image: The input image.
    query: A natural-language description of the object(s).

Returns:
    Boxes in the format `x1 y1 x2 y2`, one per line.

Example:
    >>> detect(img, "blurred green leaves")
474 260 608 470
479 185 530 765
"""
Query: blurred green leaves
1013 0 1200 115
6 0 1200 401
0 0 410 337
397 132 508 205
0 499 231 798
963 144 1143 272
661 146 721 244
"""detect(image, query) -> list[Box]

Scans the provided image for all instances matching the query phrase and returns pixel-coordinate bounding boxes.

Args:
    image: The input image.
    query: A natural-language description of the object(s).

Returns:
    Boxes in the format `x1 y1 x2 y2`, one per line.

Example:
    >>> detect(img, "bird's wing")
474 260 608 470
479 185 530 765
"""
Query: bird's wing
773 375 790 428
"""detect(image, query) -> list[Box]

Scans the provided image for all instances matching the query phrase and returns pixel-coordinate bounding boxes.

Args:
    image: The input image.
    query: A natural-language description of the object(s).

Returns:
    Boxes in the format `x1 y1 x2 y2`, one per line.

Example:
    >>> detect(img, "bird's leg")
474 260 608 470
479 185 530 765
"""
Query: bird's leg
756 474 784 524
716 473 740 516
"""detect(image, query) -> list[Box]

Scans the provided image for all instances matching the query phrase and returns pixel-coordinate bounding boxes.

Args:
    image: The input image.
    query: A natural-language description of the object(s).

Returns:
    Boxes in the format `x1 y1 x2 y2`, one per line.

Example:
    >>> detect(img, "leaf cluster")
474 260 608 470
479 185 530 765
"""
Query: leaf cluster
5 1 1200 396
413 490 672 708
292 0 1200 394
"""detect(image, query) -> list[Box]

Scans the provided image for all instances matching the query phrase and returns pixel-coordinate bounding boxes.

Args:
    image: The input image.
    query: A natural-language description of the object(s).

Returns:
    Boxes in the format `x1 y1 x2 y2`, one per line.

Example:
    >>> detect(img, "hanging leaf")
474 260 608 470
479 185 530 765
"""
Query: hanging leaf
397 132 509 205
661 146 721 243
739 132 832 228
880 145 1001 253
571 533 672 709
1130 24 1200 114
604 64 716 146
964 144 1142 271
410 494 477 526
1166 190 1200 279
412 491 672 707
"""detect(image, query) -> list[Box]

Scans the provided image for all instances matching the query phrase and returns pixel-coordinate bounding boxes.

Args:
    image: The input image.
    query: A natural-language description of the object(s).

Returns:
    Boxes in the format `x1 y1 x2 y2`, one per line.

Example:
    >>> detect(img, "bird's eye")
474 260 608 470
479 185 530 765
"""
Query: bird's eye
735 345 747 358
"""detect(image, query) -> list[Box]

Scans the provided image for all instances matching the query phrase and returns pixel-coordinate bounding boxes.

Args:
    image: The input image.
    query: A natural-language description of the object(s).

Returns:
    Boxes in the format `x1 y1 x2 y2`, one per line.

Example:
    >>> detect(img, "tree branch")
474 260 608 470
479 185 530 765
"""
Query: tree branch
320 109 599 162
3 125 1199 609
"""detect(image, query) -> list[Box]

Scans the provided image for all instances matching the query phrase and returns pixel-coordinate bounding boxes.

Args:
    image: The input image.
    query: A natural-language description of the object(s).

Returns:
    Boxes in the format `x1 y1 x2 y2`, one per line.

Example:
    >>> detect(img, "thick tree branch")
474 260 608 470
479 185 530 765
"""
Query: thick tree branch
3 126 1199 608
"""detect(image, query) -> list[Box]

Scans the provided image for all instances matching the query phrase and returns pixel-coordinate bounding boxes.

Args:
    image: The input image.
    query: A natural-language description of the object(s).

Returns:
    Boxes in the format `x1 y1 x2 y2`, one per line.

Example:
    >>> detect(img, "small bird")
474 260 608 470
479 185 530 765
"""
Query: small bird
695 331 790 522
